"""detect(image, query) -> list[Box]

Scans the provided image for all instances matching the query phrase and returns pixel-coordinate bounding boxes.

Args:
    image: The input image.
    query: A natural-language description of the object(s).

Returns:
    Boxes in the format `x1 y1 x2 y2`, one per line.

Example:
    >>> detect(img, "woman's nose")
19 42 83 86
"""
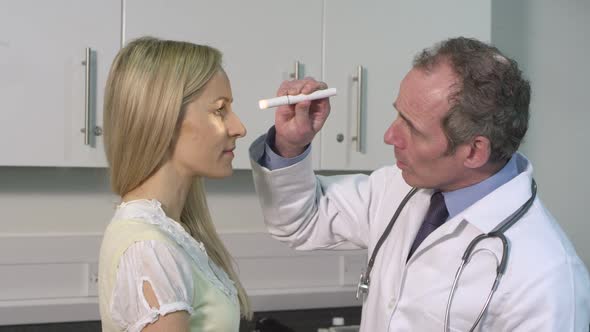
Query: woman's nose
228 112 247 138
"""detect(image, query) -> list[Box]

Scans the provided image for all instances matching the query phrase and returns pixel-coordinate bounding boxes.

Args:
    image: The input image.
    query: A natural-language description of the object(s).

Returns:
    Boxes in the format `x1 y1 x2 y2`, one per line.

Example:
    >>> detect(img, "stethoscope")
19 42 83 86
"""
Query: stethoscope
356 179 537 332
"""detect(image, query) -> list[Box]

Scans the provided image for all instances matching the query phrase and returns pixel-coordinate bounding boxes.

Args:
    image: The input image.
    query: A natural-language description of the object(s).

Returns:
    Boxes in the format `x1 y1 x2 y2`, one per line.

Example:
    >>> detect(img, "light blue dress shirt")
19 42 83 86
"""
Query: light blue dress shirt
442 156 519 220
259 126 311 170
258 126 519 219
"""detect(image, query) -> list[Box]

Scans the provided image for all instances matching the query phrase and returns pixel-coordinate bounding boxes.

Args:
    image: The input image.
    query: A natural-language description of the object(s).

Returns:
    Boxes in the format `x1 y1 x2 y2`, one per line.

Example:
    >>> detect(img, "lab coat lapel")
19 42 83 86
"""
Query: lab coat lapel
406 153 534 262
462 173 532 234
397 189 437 266
406 213 468 265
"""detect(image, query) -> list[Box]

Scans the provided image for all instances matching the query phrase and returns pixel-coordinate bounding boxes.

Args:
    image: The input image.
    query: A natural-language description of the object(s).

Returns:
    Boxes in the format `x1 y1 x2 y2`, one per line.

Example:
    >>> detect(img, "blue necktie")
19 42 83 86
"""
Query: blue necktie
407 191 449 260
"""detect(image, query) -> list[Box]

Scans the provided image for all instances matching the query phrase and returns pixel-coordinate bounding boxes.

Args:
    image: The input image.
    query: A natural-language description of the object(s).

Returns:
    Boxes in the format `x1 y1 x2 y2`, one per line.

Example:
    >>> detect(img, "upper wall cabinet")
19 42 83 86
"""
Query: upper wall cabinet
320 0 491 170
1 1 490 169
0 0 121 167
124 0 323 169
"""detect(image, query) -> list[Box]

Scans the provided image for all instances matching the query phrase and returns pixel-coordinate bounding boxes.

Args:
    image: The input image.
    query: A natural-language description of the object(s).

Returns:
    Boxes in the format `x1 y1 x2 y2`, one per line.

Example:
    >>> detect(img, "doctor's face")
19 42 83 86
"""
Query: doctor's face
384 63 467 192
171 70 247 179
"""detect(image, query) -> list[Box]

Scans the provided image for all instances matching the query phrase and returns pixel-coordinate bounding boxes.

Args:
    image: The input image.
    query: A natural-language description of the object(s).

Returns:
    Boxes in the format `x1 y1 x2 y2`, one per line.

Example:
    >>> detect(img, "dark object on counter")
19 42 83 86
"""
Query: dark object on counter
254 317 296 332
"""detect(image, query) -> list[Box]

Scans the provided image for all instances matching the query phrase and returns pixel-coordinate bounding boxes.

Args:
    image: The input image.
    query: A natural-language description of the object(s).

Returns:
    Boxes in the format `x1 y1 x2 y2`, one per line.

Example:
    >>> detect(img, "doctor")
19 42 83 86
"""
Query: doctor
249 37 590 331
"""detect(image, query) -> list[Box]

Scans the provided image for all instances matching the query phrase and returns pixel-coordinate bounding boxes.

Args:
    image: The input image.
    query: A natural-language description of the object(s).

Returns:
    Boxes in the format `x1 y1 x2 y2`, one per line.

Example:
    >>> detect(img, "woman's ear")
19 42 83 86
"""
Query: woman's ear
463 135 491 169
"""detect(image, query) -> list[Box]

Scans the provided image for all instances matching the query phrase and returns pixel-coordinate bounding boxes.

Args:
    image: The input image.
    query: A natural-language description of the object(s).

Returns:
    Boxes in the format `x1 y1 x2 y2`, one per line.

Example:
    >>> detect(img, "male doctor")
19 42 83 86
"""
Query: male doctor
249 37 590 331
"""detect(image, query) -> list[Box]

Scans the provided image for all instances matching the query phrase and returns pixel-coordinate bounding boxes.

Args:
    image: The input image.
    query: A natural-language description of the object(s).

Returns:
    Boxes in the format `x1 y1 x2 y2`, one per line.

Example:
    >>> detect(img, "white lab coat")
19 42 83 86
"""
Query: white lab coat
249 136 590 331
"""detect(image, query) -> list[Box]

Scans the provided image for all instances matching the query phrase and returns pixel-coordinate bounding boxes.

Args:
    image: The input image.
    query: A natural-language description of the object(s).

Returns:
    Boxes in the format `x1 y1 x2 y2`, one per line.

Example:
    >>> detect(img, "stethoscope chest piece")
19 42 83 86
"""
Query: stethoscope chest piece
356 272 370 300
355 180 537 332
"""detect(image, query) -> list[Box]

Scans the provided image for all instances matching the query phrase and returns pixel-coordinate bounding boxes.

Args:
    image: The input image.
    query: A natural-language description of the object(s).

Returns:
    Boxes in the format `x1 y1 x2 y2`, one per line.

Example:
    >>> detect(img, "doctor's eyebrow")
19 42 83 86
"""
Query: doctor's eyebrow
393 103 419 133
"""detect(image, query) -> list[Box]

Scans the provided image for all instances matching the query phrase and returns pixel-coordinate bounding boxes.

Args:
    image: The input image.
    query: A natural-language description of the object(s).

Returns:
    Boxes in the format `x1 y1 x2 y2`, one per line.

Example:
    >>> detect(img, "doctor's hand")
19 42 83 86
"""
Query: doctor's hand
273 77 331 158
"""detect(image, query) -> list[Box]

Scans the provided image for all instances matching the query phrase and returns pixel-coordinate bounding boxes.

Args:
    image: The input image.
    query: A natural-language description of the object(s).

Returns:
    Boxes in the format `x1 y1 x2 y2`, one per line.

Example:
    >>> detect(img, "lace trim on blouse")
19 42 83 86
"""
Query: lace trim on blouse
113 199 238 303
127 301 194 332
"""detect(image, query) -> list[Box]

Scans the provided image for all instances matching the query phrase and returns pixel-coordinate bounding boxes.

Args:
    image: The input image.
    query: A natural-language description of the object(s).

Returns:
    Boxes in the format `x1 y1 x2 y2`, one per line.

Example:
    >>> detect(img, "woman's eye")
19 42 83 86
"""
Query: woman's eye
215 106 225 116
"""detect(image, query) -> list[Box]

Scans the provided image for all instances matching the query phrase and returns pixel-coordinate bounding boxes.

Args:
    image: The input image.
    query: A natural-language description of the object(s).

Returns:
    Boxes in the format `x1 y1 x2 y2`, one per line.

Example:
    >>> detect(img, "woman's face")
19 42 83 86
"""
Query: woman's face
171 70 246 178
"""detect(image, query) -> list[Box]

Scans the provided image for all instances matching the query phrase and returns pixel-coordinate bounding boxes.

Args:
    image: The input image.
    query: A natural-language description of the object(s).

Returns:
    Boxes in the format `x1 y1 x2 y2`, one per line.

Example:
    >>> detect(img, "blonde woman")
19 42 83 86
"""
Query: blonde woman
98 37 250 332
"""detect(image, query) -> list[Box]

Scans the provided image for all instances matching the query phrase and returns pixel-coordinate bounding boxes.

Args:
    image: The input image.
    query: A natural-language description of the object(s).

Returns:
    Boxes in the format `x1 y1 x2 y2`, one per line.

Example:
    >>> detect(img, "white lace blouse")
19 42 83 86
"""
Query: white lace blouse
108 199 238 332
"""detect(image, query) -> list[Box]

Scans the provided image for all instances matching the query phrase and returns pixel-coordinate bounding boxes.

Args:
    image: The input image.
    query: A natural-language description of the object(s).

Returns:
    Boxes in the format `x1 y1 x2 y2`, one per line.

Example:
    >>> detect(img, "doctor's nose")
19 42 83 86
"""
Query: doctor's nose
384 118 406 149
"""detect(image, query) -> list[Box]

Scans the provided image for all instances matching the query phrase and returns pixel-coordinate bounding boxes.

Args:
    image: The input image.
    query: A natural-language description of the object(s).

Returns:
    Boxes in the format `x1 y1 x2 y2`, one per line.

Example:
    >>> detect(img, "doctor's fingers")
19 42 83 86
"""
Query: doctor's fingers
301 77 328 94
277 78 326 96
277 79 309 96
293 100 315 129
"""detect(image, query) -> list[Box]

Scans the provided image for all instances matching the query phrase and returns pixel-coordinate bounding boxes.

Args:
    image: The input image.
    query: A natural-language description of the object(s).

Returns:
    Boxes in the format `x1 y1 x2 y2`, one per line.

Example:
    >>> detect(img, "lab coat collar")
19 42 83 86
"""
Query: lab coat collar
406 153 534 262
455 152 534 234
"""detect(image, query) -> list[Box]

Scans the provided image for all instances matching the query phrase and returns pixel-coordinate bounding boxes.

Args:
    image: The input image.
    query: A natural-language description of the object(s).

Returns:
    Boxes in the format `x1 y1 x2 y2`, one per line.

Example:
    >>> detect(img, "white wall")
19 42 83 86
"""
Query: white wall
0 167 368 324
492 0 590 268
0 2 588 321
0 168 267 233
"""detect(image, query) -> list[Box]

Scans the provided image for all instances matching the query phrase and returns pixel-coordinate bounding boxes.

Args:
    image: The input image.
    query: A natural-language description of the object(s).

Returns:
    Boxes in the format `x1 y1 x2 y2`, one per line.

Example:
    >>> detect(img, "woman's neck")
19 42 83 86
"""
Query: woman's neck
122 162 192 222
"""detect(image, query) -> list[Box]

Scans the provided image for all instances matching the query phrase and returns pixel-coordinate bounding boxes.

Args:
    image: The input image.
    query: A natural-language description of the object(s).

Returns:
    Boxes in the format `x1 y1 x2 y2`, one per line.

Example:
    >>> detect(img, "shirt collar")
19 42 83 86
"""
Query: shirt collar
442 154 520 220
445 153 535 234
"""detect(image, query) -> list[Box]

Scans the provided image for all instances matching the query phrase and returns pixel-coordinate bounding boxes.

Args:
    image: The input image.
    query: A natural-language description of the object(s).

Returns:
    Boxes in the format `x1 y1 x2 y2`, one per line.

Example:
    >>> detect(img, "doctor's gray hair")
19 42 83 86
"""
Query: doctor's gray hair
413 37 531 162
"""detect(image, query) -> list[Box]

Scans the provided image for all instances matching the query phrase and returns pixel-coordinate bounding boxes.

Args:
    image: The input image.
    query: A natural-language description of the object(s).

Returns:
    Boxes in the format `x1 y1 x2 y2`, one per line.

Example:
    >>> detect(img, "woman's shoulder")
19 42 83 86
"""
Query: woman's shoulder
102 199 238 301
101 200 182 266
104 218 175 247
100 218 180 278
105 199 182 243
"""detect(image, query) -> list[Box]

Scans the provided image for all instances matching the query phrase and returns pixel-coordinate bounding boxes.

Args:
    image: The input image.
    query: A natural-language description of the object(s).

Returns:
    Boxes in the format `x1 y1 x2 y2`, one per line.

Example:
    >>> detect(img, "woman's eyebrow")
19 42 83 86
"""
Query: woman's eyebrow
212 96 233 103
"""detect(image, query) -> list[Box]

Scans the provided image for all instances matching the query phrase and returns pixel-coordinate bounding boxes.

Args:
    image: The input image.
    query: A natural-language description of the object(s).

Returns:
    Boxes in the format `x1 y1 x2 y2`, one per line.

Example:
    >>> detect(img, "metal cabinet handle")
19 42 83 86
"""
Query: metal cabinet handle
352 65 364 152
80 47 102 145
83 47 92 145
290 60 301 80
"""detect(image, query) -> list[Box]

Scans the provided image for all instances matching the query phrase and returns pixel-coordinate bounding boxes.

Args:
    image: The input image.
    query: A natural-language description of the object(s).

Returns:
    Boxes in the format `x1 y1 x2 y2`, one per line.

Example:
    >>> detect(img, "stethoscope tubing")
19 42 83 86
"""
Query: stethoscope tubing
444 180 536 331
444 232 508 332
357 179 537 332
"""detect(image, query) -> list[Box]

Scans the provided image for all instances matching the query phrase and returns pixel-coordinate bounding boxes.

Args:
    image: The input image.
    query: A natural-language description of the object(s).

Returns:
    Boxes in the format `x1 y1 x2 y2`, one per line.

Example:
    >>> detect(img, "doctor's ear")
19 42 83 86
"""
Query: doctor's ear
462 135 491 169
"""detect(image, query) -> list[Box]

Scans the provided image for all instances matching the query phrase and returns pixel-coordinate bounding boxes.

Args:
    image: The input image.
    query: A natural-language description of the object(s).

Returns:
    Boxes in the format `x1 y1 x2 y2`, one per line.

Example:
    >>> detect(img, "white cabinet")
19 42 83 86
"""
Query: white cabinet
124 0 323 169
1 1 490 169
320 1 491 170
0 0 121 167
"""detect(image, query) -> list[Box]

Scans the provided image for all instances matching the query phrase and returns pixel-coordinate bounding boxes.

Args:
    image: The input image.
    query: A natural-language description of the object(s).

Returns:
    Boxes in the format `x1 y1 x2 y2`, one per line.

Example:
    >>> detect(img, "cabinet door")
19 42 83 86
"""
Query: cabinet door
124 0 323 169
321 1 491 170
0 0 120 167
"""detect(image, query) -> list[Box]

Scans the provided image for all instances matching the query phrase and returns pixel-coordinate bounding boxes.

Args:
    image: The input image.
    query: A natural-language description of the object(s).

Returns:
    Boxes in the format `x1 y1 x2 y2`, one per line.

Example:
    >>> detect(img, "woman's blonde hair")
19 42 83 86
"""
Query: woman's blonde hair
103 36 251 318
